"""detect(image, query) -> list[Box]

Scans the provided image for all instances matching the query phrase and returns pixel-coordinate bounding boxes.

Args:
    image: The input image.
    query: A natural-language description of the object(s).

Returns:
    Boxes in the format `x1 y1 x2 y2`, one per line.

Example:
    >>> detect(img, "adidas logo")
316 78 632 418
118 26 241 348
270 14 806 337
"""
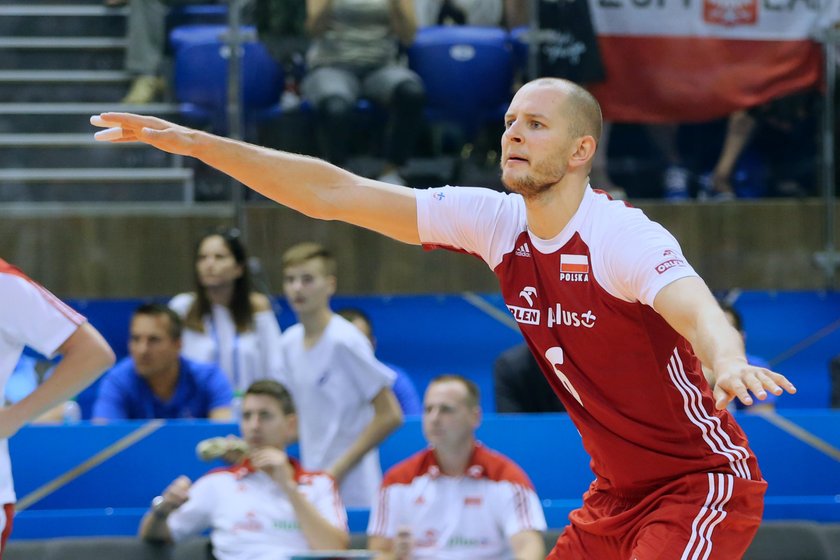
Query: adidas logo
515 242 531 257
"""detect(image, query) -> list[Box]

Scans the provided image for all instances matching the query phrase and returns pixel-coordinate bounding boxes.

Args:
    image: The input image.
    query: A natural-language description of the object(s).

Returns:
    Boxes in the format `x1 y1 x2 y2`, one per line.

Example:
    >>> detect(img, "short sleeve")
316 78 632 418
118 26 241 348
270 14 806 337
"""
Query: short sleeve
0 274 83 358
416 187 527 270
167 475 216 542
496 482 547 538
306 474 348 530
367 484 402 538
335 332 396 402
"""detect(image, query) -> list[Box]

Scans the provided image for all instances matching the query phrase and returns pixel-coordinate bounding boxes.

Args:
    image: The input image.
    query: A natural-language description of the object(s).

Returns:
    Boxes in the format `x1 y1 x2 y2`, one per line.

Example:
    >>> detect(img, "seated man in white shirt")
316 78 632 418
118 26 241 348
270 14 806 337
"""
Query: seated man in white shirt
139 380 349 560
368 374 547 560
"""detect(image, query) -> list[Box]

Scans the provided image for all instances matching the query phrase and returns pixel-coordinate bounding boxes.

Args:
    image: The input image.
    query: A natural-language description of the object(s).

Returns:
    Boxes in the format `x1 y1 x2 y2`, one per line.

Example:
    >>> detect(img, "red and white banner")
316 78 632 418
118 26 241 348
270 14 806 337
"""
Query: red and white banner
588 0 834 123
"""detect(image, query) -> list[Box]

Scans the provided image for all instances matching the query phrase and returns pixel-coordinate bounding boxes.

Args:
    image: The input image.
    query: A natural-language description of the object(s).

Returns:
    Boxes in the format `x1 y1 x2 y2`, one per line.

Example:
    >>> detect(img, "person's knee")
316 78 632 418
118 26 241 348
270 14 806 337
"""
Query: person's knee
318 95 353 119
392 80 425 112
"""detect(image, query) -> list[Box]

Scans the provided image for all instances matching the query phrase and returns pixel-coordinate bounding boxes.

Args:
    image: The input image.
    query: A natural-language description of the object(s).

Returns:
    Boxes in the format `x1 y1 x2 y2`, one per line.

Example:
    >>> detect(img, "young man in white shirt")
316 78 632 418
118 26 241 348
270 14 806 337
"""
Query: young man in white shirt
139 380 349 560
368 374 547 559
277 242 404 508
0 258 115 555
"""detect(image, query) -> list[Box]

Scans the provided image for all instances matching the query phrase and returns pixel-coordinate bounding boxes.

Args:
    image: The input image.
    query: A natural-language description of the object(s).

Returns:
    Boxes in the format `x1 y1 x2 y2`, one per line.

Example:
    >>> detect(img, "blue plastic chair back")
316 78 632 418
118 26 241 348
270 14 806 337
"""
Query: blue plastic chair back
408 26 514 138
169 24 257 54
174 40 283 134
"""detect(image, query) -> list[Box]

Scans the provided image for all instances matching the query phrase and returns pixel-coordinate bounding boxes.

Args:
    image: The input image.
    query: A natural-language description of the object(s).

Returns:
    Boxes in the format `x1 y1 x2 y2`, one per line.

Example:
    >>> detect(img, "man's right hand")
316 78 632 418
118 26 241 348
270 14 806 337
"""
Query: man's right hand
91 113 201 157
159 475 192 514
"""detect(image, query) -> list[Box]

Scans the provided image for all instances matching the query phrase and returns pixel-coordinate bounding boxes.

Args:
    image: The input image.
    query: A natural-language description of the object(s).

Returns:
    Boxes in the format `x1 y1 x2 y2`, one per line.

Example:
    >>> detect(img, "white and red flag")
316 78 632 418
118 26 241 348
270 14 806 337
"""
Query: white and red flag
588 0 836 123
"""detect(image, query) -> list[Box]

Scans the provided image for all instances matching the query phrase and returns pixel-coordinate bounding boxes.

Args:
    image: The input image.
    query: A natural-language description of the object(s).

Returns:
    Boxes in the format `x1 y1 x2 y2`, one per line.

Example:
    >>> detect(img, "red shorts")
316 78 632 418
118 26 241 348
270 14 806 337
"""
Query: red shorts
548 472 766 560
0 503 13 559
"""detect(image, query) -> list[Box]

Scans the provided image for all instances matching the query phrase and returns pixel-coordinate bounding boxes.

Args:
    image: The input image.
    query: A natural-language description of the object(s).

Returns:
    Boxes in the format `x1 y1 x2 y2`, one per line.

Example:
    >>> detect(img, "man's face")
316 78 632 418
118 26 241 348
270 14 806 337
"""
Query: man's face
422 380 480 450
500 83 577 197
282 258 335 316
240 394 294 449
128 314 181 378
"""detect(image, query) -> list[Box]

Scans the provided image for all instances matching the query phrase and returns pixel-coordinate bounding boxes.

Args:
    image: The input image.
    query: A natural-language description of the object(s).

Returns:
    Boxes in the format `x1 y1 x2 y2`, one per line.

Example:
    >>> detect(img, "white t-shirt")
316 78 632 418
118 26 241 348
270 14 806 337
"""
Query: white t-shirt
168 460 347 560
0 261 83 504
278 315 396 508
368 444 547 559
169 293 283 393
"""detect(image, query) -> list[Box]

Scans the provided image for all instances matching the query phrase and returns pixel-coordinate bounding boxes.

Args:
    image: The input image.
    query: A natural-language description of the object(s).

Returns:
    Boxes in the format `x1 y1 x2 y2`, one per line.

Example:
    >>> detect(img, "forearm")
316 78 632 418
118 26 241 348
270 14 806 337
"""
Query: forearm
11 324 114 425
285 486 349 549
510 530 546 560
330 408 402 481
690 305 748 380
139 511 174 543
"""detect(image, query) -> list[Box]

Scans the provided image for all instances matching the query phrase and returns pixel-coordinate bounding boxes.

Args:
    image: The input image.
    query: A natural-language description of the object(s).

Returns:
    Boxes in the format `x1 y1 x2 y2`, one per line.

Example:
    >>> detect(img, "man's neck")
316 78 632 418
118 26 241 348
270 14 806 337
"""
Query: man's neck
524 174 588 240
144 362 180 401
434 439 476 477
299 307 333 348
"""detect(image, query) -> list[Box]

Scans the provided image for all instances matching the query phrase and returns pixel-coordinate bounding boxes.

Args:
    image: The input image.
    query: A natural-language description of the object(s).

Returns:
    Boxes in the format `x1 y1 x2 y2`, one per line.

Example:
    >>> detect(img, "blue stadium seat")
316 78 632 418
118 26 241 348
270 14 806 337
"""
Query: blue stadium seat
169 24 257 54
408 26 514 144
173 39 283 136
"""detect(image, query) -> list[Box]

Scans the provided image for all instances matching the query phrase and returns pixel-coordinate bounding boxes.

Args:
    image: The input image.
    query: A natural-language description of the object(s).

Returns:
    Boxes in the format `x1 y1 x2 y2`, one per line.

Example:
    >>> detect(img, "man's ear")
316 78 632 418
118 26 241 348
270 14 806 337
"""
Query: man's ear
569 135 597 171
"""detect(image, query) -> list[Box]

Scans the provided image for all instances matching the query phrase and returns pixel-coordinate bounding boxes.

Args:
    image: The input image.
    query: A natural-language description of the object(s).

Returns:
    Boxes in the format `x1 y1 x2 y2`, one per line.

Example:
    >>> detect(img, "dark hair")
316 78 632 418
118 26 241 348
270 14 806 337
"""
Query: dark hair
186 227 255 334
245 380 296 415
337 307 372 332
719 300 743 332
133 303 183 339
428 374 480 408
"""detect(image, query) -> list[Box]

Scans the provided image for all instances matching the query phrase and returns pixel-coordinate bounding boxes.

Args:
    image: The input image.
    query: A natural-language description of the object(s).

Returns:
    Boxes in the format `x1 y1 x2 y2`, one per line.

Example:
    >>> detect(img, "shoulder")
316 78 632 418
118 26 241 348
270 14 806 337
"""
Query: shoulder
279 323 304 344
182 357 226 380
474 446 534 488
169 293 196 315
100 358 139 386
249 292 272 313
382 449 434 487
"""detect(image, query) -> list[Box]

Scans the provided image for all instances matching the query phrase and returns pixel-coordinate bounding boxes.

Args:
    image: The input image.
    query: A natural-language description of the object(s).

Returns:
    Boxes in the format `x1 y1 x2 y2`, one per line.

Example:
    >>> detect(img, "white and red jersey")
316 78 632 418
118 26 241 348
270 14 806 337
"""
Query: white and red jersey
167 458 347 560
368 443 546 559
416 187 761 494
0 259 84 505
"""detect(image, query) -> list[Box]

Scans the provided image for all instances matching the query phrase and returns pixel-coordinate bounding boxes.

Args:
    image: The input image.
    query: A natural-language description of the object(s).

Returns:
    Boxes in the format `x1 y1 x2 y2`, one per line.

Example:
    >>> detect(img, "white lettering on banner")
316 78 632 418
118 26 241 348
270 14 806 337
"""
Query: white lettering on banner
592 0 823 39
547 304 597 329
507 305 541 326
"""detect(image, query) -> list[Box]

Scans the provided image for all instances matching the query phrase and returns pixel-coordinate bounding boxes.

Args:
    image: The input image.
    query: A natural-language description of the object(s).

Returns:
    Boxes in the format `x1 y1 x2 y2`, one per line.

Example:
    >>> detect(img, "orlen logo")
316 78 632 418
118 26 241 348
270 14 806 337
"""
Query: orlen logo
507 286 541 325
655 259 686 275
703 0 757 27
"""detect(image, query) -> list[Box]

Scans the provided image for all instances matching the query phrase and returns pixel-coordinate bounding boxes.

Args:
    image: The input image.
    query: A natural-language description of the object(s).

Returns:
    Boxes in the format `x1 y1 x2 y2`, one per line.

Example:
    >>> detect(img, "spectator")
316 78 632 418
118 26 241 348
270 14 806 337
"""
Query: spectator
301 0 425 185
368 374 547 559
169 228 283 393
337 307 423 416
278 242 403 508
139 380 349 558
93 303 233 420
414 0 503 27
0 258 115 549
494 343 565 413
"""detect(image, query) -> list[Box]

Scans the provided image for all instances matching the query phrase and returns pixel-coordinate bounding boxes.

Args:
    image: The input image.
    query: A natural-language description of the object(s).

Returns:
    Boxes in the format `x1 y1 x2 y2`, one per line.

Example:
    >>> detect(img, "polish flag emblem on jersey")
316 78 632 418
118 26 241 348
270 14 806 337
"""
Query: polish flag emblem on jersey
559 254 589 282
703 0 757 26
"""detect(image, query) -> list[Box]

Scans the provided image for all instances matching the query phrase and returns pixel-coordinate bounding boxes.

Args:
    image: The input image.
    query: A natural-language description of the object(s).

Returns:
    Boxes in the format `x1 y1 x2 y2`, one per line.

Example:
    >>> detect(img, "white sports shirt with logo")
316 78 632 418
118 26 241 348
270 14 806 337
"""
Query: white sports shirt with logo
368 444 547 559
0 259 84 505
167 460 346 560
416 186 762 494
278 314 396 508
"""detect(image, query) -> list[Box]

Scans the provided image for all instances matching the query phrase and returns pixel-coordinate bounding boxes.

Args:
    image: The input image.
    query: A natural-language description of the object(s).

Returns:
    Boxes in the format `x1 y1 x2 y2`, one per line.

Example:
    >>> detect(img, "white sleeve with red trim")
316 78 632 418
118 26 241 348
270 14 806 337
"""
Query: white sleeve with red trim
167 475 216 542
0 273 83 357
367 484 404 538
304 473 348 530
494 481 547 539
416 187 527 270
591 203 699 307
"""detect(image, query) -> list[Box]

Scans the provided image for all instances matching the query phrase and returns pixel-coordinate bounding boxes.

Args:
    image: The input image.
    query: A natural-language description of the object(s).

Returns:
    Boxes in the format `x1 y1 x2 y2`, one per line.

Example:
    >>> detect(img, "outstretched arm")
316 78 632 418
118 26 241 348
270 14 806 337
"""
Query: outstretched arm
91 114 421 245
653 277 796 409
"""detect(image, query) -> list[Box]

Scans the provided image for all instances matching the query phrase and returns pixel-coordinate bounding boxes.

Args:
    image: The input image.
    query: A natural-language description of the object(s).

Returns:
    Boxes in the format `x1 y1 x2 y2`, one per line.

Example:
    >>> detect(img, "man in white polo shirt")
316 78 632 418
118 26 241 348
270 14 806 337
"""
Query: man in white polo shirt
0 258 115 556
139 379 349 560
368 374 547 559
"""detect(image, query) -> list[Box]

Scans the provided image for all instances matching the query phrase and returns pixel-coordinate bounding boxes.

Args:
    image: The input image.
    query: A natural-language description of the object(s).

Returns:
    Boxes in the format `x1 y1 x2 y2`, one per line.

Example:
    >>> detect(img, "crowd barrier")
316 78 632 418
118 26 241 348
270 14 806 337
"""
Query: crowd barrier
8 411 840 541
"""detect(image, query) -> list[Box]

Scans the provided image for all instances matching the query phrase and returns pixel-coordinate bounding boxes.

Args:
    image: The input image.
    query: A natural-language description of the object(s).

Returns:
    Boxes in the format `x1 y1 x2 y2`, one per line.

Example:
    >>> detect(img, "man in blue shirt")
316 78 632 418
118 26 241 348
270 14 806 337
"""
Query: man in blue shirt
93 303 233 420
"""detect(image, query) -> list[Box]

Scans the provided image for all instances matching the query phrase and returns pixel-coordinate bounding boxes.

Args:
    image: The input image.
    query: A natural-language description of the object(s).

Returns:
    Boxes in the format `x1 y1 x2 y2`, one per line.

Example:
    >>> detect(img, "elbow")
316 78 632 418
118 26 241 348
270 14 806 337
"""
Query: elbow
98 344 117 371
389 407 404 433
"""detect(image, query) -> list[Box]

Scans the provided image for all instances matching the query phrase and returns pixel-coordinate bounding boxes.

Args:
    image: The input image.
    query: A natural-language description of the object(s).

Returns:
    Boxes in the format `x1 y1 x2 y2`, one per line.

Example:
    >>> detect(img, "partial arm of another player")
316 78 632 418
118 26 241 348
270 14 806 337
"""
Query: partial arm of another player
91 114 421 245
510 529 545 560
327 387 403 483
2 323 114 437
653 277 796 409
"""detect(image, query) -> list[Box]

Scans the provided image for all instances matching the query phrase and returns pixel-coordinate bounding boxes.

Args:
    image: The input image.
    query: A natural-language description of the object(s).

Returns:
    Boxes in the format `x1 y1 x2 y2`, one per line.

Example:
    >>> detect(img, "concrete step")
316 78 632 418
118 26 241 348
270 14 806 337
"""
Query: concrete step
0 37 125 71
0 71 132 103
0 6 126 38
0 103 178 133
0 133 175 168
